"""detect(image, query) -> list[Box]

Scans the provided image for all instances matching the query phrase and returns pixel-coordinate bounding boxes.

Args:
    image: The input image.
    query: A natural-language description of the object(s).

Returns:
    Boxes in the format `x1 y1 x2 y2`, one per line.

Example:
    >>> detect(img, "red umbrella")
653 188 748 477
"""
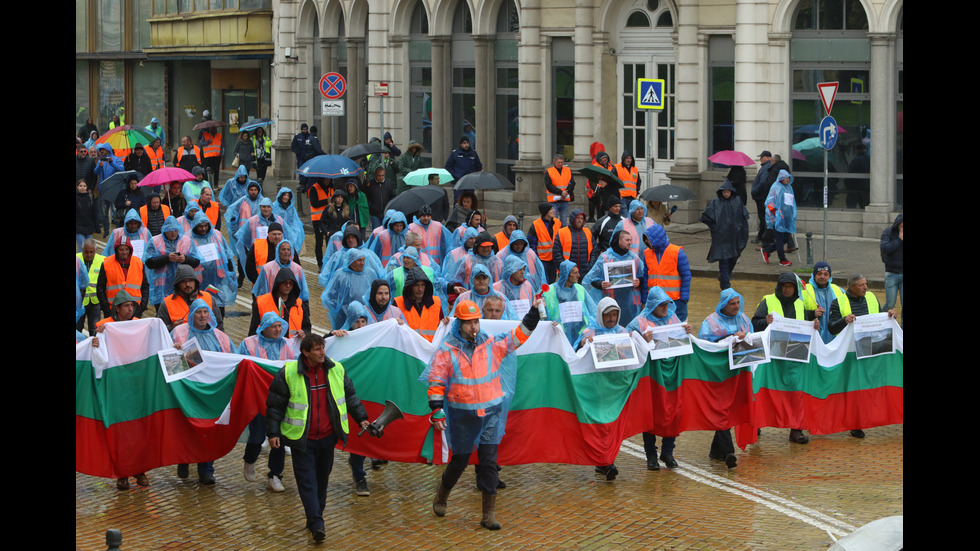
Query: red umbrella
708 150 755 167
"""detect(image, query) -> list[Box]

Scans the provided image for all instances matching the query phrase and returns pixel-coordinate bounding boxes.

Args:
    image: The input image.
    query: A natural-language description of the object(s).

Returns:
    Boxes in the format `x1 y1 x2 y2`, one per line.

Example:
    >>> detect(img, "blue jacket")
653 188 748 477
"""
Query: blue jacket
444 142 482 181
94 143 124 188
765 170 797 233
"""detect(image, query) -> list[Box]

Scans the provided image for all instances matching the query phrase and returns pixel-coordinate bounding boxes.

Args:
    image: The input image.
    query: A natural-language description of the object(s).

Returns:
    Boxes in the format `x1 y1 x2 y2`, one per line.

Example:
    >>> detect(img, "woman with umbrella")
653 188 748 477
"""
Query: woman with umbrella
233 130 255 175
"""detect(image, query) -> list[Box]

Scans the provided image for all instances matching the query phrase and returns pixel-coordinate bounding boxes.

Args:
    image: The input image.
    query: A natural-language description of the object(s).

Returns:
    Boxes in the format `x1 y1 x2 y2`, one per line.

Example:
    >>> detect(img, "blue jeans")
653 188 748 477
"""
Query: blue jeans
243 415 286 478
291 434 339 532
674 299 688 322
643 432 676 459
764 231 789 261
553 201 570 226
884 272 903 325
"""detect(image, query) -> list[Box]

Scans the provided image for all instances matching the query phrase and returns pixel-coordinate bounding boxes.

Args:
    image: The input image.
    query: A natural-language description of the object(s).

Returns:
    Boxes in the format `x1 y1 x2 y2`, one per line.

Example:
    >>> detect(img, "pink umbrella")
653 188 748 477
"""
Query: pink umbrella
708 150 755 166
138 166 195 188
792 150 807 161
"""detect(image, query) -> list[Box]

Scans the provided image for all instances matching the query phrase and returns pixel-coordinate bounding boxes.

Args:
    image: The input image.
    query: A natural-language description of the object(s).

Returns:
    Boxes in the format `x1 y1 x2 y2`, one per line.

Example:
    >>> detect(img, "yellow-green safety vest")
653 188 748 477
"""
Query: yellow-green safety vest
76 252 104 306
763 293 804 320
280 360 349 440
837 293 879 317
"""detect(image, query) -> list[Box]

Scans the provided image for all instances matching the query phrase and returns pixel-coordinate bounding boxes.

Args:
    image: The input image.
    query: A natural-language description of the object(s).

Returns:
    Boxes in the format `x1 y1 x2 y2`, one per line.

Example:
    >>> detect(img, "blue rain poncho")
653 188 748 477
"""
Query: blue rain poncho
455 264 517 321
804 263 845 344
495 230 547 294
103 208 152 256
543 260 597 345
582 231 646 322
318 223 384 287
234 197 288 263
626 286 681 335
409 216 453 266
342 300 372 330
236 312 296 359
574 296 629 350
362 279 407 324
218 164 254 207
367 210 409 267
144 216 193 305
764 169 797 233
384 246 449 307
176 200 201 236
698 288 752 342
321 248 382 330
251 239 309 301
171 298 235 353
419 317 525 450
224 179 264 259
442 227 480 285
451 241 503 290
186 211 238 308
273 187 306 254
494 255 534 303
613 199 655 258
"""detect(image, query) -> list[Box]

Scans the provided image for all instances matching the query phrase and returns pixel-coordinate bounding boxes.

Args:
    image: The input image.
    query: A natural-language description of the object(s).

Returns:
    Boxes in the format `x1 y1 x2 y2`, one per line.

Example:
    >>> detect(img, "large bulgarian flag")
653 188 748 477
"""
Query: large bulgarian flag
77 318 903 476
76 318 280 479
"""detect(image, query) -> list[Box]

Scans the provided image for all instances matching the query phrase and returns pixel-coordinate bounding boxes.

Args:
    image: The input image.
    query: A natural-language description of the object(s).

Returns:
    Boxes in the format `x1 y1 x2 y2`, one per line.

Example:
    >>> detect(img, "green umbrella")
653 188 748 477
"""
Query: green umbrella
403 168 453 187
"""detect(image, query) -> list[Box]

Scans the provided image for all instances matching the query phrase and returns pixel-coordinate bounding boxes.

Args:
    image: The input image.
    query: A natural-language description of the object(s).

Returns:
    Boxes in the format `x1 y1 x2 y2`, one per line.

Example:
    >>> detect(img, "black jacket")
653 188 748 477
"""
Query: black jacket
265 356 368 450
879 213 903 273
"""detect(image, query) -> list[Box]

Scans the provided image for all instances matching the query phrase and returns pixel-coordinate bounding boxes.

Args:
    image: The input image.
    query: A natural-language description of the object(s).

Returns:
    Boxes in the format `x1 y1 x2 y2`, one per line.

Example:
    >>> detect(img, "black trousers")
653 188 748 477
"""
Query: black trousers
441 444 499 495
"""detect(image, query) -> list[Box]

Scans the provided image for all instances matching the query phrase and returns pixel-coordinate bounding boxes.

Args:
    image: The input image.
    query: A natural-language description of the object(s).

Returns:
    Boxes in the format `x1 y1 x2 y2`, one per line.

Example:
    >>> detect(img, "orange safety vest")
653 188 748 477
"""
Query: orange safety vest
644 244 683 299
427 326 530 410
256 292 304 337
139 204 172 229
532 218 561 262
163 291 214 325
253 239 270 267
546 166 572 202
494 231 510 252
615 164 639 198
557 226 592 262
202 132 222 158
102 256 145 301
176 146 202 165
146 146 166 170
198 200 220 226
309 183 332 222
394 295 442 342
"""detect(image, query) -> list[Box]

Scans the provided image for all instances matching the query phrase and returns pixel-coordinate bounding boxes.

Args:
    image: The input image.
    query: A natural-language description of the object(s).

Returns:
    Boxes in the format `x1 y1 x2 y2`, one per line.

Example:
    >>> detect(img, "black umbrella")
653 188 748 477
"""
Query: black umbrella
453 171 514 191
98 170 145 205
341 143 385 161
192 120 226 131
639 184 696 202
578 165 623 194
385 186 449 220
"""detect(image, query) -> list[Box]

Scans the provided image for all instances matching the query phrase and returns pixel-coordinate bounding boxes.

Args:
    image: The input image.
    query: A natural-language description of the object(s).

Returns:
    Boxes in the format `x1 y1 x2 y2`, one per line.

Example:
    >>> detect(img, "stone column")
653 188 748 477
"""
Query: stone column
347 38 366 145
430 35 452 167
573 0 595 165
474 34 495 168
863 32 897 235
511 0 542 215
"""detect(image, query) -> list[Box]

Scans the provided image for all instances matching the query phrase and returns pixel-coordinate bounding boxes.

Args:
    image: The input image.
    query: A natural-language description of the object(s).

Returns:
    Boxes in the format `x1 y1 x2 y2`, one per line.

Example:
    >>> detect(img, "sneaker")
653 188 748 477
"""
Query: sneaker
243 461 256 482
177 464 189 478
268 476 285 492
779 259 792 266
311 527 326 542
762 250 770 264
355 478 370 497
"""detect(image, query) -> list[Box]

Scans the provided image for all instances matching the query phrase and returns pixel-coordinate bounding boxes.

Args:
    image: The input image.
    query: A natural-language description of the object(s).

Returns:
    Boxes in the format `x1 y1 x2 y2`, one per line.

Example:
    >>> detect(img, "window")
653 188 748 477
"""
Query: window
552 38 574 160
708 36 735 160
409 1 432 159
495 0 519 181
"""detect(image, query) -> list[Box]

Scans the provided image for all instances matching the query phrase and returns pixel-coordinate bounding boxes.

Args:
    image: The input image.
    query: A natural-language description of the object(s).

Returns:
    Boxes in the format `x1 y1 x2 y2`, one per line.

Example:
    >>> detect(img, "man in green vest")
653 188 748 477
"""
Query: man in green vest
265 334 371 542
750 272 819 444
827 273 896 439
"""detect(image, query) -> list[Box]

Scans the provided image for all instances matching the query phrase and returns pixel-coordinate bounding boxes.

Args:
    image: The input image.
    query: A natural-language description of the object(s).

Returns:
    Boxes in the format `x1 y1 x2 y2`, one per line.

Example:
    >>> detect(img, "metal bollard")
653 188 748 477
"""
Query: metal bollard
805 232 814 268
106 529 122 551
516 211 524 232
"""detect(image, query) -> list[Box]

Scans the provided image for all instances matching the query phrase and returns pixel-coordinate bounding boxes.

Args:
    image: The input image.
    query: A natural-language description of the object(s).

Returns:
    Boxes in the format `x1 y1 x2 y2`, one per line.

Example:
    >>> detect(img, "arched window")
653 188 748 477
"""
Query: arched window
451 2 476 152
625 11 651 28
789 0 870 210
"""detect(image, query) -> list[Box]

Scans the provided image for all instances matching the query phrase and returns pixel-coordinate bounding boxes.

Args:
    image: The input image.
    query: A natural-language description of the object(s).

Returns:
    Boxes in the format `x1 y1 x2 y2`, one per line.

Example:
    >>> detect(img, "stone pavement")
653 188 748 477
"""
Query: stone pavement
76 425 903 550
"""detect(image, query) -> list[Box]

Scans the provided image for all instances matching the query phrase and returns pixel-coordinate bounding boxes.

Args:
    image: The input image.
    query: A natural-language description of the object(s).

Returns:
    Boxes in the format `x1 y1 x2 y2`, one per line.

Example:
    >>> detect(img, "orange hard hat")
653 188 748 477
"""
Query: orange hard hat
454 300 481 321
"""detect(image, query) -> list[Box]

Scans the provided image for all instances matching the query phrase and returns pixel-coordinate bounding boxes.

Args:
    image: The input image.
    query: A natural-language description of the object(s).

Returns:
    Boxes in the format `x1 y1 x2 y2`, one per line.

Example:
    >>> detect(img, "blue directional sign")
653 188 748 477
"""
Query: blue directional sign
819 115 838 150
636 79 666 110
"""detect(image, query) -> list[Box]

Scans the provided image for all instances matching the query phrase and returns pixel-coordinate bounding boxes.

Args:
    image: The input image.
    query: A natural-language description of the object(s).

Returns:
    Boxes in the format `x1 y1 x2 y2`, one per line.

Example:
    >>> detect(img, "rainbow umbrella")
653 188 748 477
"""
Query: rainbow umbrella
96 125 155 159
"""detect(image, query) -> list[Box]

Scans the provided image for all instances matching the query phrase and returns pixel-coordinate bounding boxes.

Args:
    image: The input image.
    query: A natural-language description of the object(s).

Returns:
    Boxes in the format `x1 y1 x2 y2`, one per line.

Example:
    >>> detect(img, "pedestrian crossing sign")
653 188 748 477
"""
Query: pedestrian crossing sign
636 79 666 110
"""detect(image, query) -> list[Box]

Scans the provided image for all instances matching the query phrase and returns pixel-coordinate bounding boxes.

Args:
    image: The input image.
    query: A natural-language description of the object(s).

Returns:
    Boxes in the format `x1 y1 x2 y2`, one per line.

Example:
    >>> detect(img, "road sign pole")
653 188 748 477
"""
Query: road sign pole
823 149 828 261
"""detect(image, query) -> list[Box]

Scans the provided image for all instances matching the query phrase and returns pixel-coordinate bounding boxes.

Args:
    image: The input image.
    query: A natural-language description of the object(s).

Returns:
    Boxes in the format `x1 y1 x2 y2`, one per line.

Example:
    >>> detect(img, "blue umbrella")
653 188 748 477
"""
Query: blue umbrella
297 155 364 179
239 118 274 133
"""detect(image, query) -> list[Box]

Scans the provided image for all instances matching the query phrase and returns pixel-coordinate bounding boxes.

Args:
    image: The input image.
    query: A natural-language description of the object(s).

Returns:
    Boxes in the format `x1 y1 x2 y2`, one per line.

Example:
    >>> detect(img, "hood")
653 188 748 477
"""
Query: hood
124 208 143 230
502 214 518 229
257 311 288 342
236 164 251 181
343 248 368 273
161 215 181 235
258 197 274 216
273 266 300 304
501 255 527 283
715 288 745 319
190 210 214 237
570 209 586 228
368 279 392 313
556 260 576 288
775 169 794 186
590 141 606 160
274 239 294 269
628 199 647 221
642 287 677 322
595 151 610 164
621 150 635 166
890 213 903 234
276 187 295 209
383 131 393 142
593 297 621 328
469 263 492 293
717 179 737 199
773 272 800 302
406 139 423 153
507 230 531 253
188 298 218 331
643 224 669 253
150 117 160 125
338 223 361 250
401 246 423 269
462 226 480 251
344 301 372 329
173 264 200 294
387 210 409 233
402 266 435 307
96 143 116 157
184 200 201 220
380 209 397 229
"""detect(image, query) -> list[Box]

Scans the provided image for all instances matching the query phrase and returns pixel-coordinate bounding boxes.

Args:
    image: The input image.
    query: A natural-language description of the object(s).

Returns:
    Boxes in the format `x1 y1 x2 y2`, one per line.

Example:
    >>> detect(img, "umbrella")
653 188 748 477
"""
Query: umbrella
827 516 902 551
578 165 623 194
708 150 755 167
453 171 514 191
403 168 453 187
193 120 226 131
384 186 449 220
96 125 155 158
98 170 144 205
297 155 364 179
137 166 196 188
239 118 273 133
341 143 385 161
639 184 696 202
